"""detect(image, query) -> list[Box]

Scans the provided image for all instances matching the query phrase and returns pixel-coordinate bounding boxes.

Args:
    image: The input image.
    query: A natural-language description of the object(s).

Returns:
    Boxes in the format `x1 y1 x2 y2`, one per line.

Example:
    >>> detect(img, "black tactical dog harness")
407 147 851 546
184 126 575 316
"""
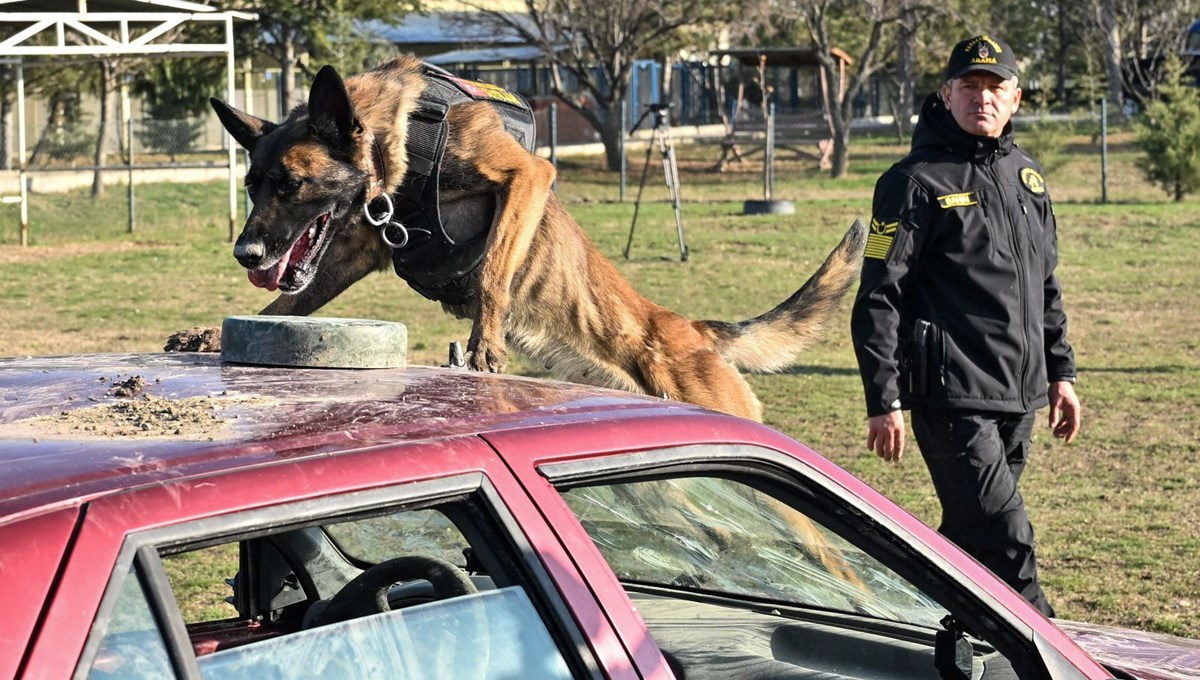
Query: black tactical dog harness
374 64 536 306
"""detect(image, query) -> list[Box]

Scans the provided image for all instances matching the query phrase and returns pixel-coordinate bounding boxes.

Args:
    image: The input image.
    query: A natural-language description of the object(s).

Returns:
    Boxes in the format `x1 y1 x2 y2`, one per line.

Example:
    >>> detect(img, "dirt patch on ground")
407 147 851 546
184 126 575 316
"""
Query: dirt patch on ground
0 241 164 265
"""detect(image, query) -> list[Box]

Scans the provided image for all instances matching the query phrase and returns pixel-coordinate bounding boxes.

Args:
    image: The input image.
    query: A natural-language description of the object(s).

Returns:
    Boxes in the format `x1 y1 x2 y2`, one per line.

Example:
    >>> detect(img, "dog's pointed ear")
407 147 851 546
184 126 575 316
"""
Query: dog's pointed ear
307 65 361 147
210 97 275 152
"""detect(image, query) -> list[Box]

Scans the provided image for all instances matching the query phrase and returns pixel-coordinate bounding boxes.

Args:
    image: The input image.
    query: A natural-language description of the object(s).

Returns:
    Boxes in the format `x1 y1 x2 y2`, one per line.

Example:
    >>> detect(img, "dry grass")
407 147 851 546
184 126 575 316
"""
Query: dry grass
2 124 1197 637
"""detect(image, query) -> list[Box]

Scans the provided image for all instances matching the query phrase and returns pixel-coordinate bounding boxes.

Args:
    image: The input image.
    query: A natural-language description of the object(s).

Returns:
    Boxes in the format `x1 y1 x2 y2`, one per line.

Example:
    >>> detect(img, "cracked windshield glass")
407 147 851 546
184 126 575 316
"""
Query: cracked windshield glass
562 471 946 627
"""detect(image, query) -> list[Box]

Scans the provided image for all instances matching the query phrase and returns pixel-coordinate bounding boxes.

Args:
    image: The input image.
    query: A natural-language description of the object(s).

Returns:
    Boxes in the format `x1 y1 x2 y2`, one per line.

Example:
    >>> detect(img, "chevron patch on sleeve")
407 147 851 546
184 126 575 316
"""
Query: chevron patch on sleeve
865 218 899 260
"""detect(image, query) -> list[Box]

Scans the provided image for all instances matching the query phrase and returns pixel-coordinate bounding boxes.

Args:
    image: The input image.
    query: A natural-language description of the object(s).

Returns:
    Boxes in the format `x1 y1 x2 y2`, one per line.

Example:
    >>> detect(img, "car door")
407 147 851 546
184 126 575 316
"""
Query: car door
24 435 636 679
486 416 1114 680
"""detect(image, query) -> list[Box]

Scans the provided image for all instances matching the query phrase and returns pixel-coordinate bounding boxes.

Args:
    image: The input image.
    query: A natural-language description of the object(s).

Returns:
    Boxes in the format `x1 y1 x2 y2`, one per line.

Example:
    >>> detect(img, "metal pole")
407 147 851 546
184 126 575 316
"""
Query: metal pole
619 100 627 202
225 16 238 242
127 116 135 233
121 77 134 234
1101 98 1109 205
17 61 27 247
549 101 558 192
764 102 776 201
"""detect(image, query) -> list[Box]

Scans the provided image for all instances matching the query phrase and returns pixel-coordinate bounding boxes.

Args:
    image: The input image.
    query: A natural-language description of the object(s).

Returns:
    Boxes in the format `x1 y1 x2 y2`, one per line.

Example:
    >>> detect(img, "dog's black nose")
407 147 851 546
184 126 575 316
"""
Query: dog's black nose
234 239 267 269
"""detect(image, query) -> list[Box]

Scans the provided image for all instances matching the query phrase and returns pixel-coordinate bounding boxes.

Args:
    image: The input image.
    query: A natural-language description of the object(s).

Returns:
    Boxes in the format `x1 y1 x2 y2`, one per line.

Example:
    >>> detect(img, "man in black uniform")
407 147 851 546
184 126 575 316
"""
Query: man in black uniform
850 35 1081 617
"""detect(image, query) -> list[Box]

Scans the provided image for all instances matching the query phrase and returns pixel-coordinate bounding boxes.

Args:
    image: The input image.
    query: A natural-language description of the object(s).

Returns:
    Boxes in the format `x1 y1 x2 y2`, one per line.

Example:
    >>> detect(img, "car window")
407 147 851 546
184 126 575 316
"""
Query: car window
325 508 468 567
162 544 239 625
197 587 571 680
84 563 174 679
79 484 593 680
562 476 945 626
558 469 1021 680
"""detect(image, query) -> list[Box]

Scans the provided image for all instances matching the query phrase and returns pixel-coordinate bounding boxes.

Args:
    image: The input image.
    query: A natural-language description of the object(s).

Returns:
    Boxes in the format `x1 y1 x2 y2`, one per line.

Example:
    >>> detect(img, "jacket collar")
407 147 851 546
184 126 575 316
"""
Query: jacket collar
911 91 1014 162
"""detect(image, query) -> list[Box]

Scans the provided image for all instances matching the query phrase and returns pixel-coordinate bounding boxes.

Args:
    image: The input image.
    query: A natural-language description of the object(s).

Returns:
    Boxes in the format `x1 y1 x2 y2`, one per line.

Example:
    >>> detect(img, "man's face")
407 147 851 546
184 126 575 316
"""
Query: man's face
941 72 1022 138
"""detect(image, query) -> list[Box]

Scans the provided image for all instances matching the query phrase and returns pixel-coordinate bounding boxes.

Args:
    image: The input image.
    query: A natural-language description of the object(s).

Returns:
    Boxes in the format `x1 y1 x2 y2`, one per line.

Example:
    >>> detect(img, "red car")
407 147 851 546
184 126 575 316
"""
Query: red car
2 350 1198 679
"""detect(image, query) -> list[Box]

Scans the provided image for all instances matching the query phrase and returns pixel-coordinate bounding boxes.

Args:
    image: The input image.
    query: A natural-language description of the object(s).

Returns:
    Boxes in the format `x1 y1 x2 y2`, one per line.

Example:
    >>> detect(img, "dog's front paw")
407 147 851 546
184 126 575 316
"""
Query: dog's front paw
165 326 222 352
467 340 507 373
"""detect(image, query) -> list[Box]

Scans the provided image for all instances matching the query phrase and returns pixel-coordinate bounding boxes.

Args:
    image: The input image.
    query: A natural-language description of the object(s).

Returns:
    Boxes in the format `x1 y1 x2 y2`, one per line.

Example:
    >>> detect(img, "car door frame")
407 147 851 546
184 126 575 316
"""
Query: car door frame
484 410 1113 680
26 434 635 680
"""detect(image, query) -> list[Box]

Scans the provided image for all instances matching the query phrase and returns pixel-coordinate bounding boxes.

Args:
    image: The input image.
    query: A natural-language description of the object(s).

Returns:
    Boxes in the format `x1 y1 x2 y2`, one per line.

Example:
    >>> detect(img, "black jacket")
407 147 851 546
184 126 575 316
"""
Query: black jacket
851 92 1076 417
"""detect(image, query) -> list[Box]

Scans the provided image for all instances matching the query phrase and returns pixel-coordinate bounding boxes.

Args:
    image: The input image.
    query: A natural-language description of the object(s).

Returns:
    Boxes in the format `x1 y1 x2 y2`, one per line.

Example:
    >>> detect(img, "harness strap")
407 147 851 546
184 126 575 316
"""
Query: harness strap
384 64 537 305
393 97 448 219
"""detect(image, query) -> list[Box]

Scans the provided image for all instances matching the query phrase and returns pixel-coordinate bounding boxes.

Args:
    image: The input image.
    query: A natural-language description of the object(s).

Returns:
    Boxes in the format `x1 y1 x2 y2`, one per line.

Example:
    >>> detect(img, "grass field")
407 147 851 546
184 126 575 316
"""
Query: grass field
2 128 1197 637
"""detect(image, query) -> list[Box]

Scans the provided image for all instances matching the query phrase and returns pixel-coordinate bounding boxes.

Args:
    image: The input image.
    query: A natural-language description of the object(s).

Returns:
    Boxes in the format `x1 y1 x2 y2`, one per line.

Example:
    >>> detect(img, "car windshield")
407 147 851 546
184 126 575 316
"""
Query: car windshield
562 476 946 628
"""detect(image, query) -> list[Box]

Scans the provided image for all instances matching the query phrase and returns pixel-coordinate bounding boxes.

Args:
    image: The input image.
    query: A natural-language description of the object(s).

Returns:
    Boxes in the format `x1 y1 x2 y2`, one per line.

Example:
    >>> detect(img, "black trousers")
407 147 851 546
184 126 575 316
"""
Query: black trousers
909 409 1055 617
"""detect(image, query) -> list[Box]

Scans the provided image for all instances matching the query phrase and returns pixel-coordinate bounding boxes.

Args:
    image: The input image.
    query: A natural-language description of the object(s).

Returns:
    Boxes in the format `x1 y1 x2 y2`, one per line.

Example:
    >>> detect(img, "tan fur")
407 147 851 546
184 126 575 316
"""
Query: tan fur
198 56 867 423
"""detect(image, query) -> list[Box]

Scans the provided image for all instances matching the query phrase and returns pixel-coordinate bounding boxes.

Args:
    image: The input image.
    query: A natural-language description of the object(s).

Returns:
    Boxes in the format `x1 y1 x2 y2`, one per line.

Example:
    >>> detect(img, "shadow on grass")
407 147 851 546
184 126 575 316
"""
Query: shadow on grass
1080 365 1191 374
776 365 861 377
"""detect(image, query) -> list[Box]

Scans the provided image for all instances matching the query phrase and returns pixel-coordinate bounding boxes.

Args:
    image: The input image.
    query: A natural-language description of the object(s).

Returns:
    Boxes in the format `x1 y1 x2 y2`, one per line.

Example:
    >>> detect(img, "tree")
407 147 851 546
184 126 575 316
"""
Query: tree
1134 55 1200 200
1096 0 1126 111
779 0 913 178
226 0 420 112
470 0 742 171
132 59 226 160
1090 0 1199 109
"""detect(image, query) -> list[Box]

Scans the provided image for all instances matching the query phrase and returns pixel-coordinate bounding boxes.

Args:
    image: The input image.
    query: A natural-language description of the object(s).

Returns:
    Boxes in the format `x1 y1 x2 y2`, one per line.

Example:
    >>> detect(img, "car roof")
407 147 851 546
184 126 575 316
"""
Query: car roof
0 353 704 524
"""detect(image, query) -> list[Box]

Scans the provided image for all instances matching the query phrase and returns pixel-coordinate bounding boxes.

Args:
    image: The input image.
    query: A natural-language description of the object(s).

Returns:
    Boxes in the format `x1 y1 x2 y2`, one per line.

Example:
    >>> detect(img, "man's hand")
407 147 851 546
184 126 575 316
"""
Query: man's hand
867 411 906 463
1048 380 1081 443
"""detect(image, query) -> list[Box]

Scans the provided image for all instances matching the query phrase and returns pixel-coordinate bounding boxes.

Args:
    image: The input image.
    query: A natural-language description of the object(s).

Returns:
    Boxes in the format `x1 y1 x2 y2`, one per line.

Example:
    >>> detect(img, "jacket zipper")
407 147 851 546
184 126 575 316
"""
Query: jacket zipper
987 152 1030 411
1016 191 1039 254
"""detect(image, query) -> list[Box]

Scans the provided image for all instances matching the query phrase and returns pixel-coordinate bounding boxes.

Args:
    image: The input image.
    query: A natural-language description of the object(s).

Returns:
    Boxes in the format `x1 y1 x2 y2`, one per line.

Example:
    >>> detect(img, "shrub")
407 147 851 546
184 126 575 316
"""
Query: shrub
1134 56 1200 202
135 119 204 161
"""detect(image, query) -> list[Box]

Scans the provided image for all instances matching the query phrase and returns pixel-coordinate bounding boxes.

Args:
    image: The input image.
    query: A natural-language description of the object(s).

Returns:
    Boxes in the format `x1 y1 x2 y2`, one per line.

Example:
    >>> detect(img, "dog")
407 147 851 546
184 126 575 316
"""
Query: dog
196 55 866 422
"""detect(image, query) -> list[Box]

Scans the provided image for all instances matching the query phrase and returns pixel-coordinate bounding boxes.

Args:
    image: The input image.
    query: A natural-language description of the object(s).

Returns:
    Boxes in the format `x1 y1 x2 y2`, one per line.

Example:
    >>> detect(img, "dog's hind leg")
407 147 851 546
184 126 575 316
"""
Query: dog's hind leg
634 312 764 421
445 102 556 373
647 348 763 421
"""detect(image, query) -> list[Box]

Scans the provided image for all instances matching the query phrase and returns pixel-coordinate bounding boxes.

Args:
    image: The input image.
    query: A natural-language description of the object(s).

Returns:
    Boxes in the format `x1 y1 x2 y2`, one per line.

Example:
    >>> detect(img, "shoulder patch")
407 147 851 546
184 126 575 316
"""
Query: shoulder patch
865 218 899 260
1019 167 1046 195
442 75 524 107
936 192 976 209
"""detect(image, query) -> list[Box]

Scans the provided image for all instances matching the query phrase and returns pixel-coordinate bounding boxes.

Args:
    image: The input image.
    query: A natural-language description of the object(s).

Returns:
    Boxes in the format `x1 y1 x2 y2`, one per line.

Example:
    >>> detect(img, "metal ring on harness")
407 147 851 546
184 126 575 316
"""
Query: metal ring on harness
380 221 410 249
363 192 394 227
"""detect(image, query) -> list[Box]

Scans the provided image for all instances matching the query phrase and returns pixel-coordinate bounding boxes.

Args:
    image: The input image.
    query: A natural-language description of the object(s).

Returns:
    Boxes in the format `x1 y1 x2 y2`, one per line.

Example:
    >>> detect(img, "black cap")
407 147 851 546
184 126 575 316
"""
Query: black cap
945 35 1019 81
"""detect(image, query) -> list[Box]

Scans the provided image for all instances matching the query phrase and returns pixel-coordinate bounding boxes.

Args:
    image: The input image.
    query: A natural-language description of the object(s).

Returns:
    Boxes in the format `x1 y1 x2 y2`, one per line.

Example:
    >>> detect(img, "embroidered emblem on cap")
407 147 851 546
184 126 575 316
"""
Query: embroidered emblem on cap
1019 167 1046 195
865 218 899 260
937 192 977 209
966 36 1003 67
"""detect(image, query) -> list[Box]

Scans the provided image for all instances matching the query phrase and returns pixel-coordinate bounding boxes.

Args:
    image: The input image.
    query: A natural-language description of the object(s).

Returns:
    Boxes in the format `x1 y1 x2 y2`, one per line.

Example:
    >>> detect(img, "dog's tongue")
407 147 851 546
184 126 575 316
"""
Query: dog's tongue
246 228 316 291
247 259 287 291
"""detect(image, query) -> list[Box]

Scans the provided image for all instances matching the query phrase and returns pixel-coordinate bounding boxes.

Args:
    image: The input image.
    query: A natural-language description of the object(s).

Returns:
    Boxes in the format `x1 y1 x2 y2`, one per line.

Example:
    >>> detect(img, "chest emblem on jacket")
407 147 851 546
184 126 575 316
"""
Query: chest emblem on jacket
865 218 899 260
1020 167 1046 195
936 192 977 209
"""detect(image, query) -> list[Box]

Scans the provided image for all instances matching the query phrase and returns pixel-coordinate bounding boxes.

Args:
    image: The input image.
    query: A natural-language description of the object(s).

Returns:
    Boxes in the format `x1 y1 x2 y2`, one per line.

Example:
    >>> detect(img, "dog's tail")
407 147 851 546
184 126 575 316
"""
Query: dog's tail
700 219 867 372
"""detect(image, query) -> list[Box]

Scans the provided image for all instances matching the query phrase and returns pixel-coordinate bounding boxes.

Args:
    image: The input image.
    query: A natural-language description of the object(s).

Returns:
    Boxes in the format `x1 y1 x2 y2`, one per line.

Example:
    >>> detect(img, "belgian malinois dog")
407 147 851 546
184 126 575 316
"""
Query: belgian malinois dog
202 56 865 422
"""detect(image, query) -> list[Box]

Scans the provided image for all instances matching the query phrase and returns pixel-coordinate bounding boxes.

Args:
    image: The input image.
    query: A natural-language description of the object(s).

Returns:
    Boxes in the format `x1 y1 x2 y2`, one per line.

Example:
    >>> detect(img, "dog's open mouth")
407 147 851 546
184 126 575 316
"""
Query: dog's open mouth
247 212 331 292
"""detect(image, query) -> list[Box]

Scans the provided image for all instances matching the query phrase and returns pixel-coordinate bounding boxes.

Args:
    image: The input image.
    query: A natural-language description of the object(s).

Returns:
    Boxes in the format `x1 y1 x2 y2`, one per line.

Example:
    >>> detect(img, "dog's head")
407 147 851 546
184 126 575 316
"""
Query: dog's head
212 66 375 294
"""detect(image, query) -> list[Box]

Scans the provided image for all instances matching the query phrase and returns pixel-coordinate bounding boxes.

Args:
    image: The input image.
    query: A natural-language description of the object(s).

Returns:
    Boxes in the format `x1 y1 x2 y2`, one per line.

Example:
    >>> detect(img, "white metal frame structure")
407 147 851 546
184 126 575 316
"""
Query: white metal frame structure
0 0 255 245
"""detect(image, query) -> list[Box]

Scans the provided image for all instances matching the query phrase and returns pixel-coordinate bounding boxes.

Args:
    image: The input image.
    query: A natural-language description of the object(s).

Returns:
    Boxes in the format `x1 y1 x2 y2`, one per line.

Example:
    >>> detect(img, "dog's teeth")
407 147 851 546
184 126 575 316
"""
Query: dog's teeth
308 226 316 239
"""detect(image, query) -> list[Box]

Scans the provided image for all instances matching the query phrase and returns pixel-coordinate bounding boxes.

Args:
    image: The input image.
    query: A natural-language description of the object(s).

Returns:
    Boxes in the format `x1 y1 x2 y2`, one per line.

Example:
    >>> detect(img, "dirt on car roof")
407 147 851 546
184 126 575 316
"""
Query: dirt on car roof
19 394 226 439
6 373 267 440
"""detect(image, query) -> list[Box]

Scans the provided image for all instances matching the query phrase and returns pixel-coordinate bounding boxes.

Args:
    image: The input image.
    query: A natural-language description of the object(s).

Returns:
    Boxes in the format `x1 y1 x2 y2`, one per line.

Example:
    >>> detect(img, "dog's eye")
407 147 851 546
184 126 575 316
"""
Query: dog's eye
278 177 303 195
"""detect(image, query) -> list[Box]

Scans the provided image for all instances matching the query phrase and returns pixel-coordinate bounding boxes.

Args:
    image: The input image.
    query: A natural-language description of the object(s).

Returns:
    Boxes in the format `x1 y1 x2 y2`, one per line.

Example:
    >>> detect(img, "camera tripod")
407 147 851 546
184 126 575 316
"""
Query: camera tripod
624 103 688 262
